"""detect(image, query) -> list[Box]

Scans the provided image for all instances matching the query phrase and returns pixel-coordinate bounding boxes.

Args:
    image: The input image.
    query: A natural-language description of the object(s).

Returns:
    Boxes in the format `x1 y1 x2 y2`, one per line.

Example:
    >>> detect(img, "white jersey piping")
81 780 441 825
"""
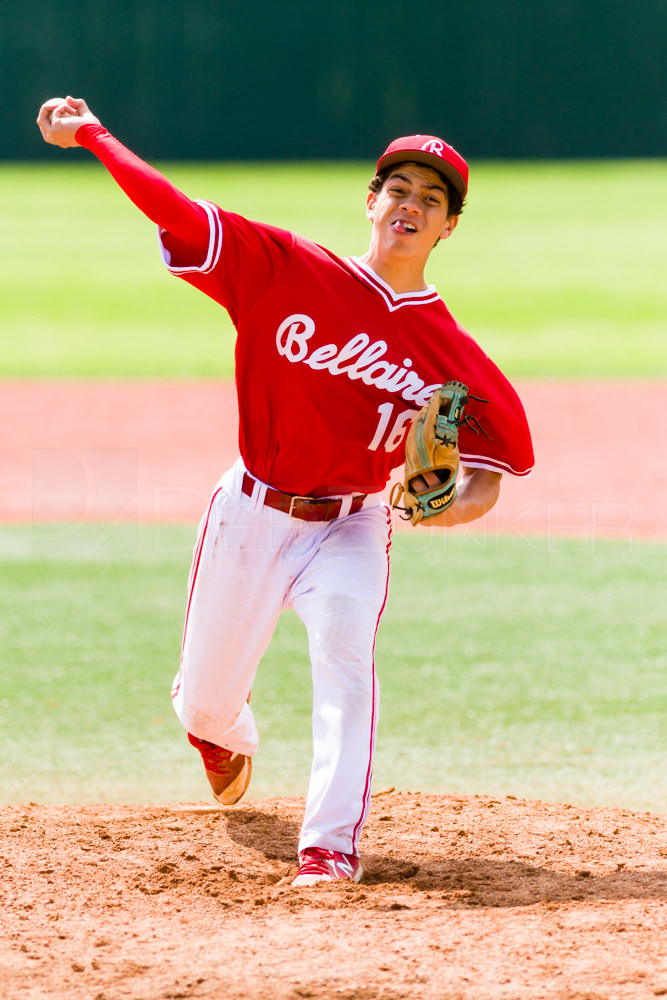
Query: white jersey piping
346 257 441 312
461 454 533 477
158 200 223 275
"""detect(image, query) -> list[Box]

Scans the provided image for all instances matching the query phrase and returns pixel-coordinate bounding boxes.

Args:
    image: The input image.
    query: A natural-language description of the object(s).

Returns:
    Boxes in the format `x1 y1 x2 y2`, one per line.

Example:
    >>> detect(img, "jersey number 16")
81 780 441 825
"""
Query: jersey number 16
368 403 415 452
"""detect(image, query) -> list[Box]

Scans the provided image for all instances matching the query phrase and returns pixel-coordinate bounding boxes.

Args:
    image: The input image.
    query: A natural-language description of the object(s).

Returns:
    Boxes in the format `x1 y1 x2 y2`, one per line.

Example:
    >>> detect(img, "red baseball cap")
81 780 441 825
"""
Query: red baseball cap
376 134 469 199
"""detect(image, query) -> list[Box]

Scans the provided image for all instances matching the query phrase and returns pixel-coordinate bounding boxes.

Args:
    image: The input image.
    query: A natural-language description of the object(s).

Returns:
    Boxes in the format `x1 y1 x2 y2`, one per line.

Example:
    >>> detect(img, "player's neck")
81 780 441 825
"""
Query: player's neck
359 250 428 294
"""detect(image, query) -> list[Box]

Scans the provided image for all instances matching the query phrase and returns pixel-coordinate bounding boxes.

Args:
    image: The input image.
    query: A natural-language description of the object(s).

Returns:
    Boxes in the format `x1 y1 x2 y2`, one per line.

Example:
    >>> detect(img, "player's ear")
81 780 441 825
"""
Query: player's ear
366 191 377 222
439 214 459 241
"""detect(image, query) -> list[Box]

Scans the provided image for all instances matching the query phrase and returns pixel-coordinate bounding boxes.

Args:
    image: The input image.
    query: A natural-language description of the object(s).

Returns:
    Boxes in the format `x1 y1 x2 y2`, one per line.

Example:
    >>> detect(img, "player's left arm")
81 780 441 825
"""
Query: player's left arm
423 467 501 527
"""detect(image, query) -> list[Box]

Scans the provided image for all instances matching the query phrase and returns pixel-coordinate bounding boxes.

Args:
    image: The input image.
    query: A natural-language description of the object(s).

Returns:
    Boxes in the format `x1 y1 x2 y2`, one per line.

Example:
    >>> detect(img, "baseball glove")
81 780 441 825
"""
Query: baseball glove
389 380 487 526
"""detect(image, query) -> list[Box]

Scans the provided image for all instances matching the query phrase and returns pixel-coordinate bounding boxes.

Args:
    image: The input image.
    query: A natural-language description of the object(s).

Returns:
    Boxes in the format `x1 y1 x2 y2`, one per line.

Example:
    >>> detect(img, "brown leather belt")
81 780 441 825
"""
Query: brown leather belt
242 472 366 522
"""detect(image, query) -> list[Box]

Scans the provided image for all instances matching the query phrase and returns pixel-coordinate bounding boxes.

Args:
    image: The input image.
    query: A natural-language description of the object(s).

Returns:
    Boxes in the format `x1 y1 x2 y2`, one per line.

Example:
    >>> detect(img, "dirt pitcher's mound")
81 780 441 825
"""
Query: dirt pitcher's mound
1 793 666 1000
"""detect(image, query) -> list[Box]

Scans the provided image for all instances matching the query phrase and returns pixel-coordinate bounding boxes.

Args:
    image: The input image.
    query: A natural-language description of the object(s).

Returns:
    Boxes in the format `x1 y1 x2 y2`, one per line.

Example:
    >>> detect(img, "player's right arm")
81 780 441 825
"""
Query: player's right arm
36 96 209 248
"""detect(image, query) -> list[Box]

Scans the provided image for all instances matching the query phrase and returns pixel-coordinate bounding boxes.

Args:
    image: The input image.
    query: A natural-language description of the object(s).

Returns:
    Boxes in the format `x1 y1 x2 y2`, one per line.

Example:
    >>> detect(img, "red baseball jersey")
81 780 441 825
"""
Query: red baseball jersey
159 205 534 496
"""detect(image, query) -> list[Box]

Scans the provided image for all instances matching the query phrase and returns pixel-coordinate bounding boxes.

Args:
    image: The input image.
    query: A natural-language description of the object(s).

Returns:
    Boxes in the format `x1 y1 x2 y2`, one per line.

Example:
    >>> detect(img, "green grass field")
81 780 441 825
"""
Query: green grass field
3 158 667 377
1 526 664 812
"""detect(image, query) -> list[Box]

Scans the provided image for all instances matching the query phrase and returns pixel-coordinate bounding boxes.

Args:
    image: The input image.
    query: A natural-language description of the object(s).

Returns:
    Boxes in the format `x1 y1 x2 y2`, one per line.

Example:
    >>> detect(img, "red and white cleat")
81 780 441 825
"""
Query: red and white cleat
292 847 363 886
188 733 251 806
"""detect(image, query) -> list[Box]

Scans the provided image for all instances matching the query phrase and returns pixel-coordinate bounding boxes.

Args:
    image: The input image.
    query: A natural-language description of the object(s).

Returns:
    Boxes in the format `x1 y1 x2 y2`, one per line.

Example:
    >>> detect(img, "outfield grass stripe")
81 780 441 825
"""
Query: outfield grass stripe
2 160 666 377
1 526 665 810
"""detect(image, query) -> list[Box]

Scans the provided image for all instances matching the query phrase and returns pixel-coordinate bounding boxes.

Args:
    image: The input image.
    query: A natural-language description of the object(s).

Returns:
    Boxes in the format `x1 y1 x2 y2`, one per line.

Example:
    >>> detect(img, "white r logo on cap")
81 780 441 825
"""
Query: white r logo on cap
420 140 444 157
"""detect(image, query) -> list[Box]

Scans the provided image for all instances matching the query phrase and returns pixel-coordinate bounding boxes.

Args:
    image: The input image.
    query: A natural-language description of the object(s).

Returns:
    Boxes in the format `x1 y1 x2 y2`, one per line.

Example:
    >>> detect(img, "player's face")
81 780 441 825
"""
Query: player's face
365 164 458 262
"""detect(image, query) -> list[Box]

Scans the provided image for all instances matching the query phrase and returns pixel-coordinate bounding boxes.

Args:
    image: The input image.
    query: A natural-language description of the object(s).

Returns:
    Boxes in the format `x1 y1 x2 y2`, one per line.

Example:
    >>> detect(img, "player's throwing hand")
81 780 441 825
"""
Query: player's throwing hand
36 96 100 148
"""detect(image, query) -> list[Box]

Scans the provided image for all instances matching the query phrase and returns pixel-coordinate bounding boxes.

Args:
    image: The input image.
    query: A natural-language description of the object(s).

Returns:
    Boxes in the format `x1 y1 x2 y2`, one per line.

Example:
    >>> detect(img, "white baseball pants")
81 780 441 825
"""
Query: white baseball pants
171 459 392 855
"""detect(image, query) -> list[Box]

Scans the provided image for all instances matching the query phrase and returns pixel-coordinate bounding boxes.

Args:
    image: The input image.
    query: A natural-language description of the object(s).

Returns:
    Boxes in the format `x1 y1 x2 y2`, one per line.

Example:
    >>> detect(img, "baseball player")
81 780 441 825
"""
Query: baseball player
37 96 534 887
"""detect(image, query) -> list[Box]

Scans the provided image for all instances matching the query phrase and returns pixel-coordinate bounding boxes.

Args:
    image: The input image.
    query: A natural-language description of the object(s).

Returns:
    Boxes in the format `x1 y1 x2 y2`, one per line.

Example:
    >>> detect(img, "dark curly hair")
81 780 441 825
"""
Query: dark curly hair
368 162 465 217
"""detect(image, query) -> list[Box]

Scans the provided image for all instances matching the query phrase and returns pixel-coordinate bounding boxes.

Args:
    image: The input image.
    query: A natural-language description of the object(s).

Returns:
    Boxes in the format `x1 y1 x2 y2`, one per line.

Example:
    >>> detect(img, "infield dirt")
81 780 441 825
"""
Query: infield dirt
2 379 666 537
2 792 667 999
